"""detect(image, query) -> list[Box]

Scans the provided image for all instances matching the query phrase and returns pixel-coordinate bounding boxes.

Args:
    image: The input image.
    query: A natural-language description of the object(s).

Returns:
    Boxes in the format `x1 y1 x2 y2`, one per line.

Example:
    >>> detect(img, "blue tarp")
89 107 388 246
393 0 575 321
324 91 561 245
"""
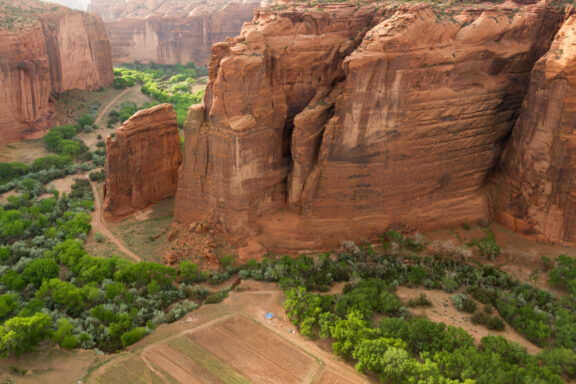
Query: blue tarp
265 312 275 320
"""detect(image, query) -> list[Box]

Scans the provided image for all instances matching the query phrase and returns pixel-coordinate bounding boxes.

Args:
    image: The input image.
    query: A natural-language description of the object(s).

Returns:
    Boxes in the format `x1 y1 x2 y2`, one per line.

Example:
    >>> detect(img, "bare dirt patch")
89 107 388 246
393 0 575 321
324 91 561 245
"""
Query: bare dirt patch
0 348 100 384
395 286 541 354
0 189 17 204
105 196 176 263
0 139 50 164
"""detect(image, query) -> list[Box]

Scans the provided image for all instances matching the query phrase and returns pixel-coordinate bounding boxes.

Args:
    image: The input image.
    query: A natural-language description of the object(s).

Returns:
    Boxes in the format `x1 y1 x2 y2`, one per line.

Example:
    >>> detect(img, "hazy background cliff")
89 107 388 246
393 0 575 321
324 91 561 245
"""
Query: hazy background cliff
0 0 113 145
88 0 263 65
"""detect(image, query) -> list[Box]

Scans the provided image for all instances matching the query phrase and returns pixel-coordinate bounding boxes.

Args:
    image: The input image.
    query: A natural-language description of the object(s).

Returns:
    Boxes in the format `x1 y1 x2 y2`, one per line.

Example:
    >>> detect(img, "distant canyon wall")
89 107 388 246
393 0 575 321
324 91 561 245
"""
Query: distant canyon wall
0 2 113 145
88 0 261 65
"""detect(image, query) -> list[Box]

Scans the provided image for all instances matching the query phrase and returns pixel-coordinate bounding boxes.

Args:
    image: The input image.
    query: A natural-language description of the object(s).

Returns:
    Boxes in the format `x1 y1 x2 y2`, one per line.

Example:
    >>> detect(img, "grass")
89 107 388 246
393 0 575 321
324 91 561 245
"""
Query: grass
167 337 253 384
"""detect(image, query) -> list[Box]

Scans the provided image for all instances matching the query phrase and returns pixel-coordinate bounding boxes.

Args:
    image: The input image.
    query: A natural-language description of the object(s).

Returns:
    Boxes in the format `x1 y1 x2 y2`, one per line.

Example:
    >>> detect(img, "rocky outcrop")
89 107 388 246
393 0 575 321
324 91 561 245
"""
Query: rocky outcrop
0 0 113 145
174 1 566 254
88 0 261 65
492 11 576 247
103 104 182 221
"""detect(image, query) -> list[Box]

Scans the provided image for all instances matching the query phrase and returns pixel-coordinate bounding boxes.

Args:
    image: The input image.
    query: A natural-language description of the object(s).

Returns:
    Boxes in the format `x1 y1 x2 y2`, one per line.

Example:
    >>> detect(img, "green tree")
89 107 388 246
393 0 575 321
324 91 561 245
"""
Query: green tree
22 258 59 287
121 327 146 348
0 294 18 321
52 318 79 349
0 313 52 357
330 311 379 358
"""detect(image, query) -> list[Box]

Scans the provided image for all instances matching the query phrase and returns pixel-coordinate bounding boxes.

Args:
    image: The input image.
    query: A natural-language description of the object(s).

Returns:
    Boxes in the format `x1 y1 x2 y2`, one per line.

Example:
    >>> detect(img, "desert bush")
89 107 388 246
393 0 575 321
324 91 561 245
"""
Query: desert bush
406 293 432 307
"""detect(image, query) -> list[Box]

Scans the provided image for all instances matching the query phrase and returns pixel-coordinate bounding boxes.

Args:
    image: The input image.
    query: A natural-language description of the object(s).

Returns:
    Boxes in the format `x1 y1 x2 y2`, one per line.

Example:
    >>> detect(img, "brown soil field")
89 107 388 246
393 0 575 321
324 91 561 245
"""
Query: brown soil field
188 315 318 384
86 281 374 384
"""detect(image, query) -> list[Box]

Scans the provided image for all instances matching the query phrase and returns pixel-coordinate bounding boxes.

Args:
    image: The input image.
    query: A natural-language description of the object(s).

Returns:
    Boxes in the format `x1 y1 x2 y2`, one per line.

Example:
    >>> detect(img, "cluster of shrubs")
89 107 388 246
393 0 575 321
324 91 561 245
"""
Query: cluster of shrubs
113 63 206 126
107 101 158 127
0 167 242 356
43 114 95 159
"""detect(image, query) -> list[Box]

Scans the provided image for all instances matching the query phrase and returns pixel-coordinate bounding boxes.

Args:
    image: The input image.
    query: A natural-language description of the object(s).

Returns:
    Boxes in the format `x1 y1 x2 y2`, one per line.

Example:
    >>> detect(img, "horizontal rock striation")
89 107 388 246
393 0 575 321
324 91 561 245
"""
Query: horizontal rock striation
174 0 570 254
492 11 576 247
0 0 113 145
103 104 182 221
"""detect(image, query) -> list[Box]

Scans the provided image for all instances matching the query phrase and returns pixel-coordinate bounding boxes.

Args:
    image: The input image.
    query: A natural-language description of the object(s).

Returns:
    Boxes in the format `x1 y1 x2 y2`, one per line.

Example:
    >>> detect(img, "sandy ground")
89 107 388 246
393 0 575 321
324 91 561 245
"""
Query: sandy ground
425 224 576 294
0 348 102 384
395 286 541 354
0 189 17 204
90 182 140 262
0 139 50 164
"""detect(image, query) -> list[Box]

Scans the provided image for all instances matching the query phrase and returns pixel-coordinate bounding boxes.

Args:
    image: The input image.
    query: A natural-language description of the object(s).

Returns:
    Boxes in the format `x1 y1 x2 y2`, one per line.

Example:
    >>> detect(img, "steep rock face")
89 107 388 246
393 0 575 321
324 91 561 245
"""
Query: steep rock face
492 12 576 247
40 11 113 93
0 23 54 144
103 104 182 221
175 4 383 235
175 1 564 252
0 0 113 145
88 0 260 65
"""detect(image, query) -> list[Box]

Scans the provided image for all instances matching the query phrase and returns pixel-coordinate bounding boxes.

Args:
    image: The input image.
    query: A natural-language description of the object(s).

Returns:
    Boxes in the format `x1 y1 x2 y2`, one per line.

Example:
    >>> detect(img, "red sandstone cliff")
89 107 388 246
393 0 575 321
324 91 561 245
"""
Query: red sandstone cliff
88 0 261 65
174 0 566 254
0 0 113 145
103 104 182 221
491 10 576 247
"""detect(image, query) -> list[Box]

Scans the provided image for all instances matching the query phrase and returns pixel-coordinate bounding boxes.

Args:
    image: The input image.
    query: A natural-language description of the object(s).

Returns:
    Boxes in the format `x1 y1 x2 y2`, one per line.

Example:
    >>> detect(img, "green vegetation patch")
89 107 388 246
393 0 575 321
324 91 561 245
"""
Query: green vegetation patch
112 62 206 126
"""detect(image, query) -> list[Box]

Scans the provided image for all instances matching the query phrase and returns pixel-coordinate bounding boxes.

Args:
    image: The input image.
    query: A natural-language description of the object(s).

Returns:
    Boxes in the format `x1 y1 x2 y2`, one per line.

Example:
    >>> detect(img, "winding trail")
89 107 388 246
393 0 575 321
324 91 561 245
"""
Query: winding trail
91 182 141 262
86 87 142 262
94 87 131 127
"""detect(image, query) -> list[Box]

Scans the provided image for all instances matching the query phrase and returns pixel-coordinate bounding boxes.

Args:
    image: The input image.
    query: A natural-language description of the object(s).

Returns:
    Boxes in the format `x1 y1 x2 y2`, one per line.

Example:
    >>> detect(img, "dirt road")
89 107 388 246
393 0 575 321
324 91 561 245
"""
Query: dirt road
94 88 130 127
91 182 141 262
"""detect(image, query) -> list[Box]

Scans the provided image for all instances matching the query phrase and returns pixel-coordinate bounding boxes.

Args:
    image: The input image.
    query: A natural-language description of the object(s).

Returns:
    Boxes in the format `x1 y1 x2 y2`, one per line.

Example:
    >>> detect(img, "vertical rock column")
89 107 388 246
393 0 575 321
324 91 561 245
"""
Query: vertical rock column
104 104 182 221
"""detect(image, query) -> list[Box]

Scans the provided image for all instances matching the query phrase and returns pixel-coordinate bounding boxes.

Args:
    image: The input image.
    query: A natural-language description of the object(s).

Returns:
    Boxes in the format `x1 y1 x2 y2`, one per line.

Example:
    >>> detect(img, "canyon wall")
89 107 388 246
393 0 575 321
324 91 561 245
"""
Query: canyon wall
492 11 576 247
0 0 113 145
173 0 570 253
88 0 260 65
103 104 182 221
